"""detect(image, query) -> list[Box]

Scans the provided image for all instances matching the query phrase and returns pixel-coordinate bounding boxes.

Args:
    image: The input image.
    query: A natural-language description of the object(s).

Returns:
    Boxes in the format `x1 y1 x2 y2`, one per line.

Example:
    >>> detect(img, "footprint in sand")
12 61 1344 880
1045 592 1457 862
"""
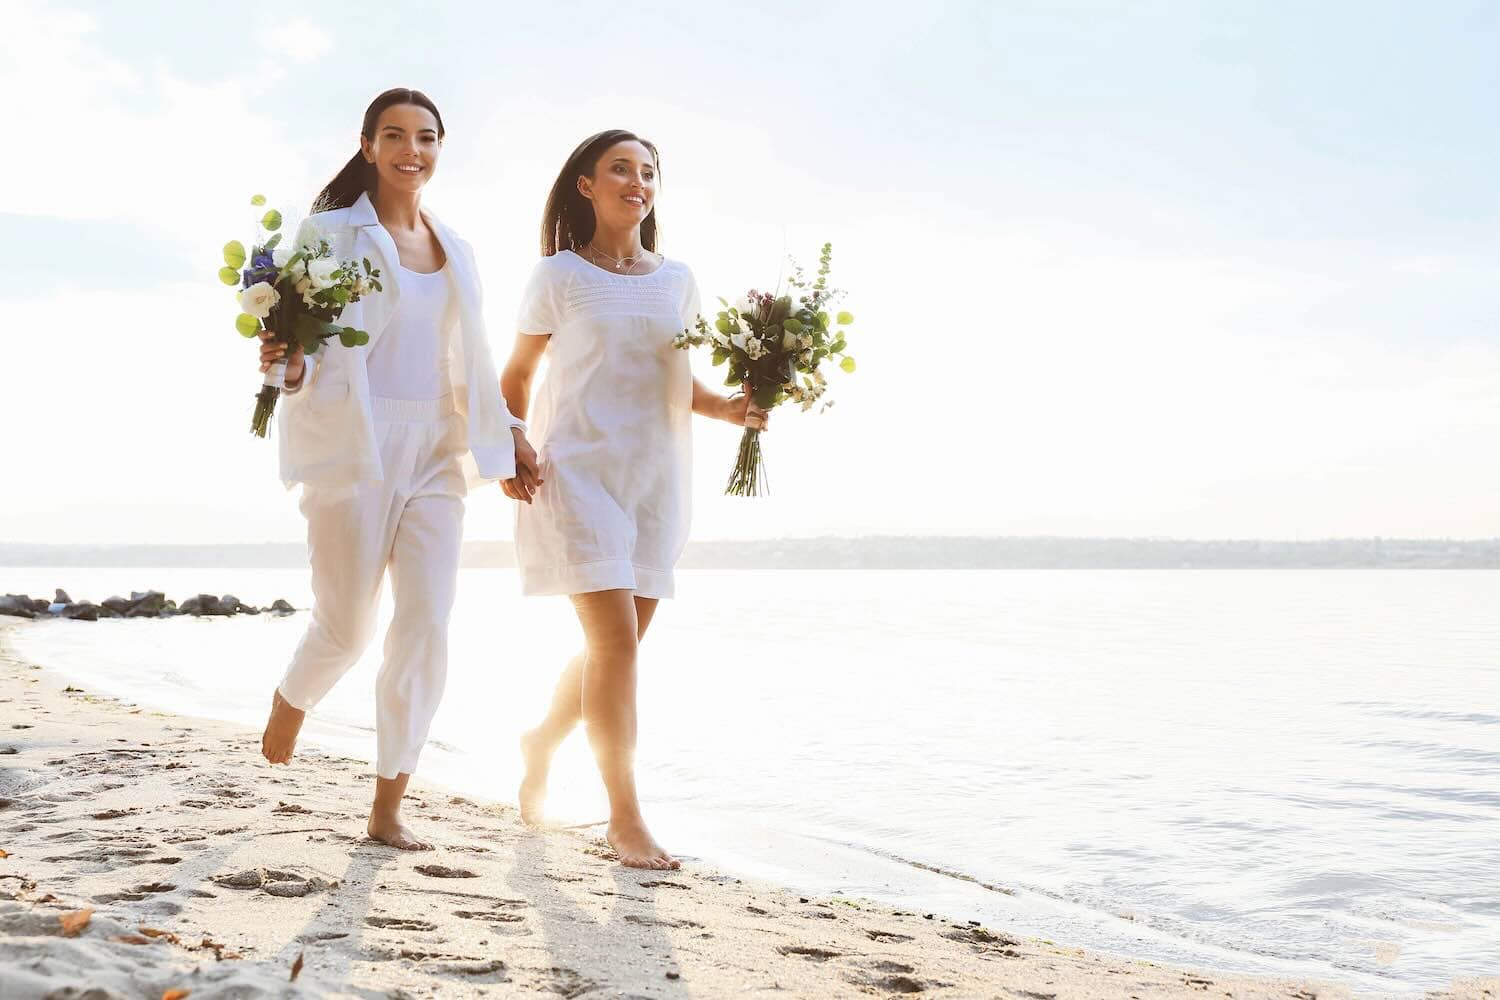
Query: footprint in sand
454 910 526 924
210 868 339 897
865 929 914 943
413 864 478 879
624 914 703 930
639 880 689 890
942 925 1020 954
778 945 842 962
530 966 597 997
366 916 438 931
89 808 140 820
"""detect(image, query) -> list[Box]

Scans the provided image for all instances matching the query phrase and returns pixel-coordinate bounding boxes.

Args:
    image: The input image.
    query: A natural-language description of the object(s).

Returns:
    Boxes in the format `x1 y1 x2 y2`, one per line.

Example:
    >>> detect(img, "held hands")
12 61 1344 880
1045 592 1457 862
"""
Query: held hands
501 427 545 504
257 330 305 386
727 382 770 431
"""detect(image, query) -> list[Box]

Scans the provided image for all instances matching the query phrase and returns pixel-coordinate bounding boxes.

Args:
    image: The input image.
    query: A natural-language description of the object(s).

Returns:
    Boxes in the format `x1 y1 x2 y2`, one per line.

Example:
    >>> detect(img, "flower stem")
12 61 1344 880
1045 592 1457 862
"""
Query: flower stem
725 427 768 496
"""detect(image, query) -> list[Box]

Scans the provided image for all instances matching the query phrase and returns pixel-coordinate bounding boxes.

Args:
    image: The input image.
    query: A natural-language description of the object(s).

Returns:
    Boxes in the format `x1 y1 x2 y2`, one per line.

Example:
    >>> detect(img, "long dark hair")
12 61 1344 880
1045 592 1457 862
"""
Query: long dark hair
541 129 660 256
311 88 446 214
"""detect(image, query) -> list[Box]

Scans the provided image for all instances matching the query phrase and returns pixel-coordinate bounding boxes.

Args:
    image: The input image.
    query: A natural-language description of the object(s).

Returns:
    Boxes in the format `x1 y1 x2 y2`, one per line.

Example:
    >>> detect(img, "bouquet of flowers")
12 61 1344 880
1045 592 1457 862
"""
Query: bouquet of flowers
217 195 382 437
674 242 855 496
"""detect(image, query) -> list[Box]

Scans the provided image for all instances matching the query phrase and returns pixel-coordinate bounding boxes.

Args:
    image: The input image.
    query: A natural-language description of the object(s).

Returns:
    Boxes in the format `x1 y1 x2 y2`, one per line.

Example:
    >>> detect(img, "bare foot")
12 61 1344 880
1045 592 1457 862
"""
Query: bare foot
607 819 679 870
518 728 555 826
366 813 433 851
260 690 305 765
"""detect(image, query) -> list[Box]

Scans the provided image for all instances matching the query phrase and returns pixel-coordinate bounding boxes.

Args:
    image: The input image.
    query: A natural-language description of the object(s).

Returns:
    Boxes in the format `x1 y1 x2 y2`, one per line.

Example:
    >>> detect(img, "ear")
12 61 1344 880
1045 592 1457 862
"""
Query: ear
576 174 594 202
360 134 375 164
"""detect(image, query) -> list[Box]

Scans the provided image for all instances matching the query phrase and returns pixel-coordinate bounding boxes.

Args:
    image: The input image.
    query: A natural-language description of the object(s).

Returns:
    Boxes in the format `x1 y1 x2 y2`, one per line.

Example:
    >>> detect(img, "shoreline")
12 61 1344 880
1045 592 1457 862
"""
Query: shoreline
0 621 1487 998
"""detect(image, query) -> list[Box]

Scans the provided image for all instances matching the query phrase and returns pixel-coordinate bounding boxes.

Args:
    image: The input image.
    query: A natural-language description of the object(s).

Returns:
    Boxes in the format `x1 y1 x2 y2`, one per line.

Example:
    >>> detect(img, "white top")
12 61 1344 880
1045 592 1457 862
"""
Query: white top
364 264 455 401
513 249 701 599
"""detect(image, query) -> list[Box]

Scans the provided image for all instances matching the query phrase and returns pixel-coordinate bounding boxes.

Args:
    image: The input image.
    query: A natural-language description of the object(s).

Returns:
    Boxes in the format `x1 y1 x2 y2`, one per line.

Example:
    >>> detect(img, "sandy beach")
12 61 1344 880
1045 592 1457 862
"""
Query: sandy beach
0 621 1490 999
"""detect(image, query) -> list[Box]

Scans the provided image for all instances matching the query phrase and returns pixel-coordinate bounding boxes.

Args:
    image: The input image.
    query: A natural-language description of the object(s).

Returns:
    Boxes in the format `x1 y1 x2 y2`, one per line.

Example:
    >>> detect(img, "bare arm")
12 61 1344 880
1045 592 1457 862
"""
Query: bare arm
502 331 549 424
499 332 550 503
694 377 767 430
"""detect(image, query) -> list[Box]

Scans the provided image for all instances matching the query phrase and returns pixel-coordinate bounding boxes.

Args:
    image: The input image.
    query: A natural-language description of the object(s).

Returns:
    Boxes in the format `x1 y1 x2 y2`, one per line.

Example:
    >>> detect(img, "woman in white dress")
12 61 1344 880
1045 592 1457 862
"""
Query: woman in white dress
500 130 766 869
256 88 537 850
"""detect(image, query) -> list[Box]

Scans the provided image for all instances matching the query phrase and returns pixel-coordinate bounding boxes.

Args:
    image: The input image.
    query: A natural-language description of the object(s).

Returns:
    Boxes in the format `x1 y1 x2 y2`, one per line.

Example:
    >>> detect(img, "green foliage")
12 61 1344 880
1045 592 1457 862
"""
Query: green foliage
235 313 260 338
840 356 857 373
218 266 240 286
261 209 283 231
836 310 854 325
223 240 246 269
250 194 266 206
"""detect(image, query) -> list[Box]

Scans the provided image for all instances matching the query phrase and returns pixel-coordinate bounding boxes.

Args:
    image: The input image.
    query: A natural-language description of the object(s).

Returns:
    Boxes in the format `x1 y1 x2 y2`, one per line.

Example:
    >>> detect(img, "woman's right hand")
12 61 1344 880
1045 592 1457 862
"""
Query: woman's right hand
258 329 305 385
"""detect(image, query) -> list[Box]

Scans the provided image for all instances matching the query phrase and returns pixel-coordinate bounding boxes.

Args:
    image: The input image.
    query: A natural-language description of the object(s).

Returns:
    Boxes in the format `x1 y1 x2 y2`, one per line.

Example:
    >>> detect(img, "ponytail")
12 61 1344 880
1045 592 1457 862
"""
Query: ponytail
311 151 375 214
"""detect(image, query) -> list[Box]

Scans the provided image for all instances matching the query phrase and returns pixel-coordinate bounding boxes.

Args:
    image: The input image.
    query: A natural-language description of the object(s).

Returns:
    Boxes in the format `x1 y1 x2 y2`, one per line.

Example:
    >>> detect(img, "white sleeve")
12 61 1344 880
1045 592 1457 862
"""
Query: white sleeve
281 350 318 395
680 266 703 330
516 259 561 335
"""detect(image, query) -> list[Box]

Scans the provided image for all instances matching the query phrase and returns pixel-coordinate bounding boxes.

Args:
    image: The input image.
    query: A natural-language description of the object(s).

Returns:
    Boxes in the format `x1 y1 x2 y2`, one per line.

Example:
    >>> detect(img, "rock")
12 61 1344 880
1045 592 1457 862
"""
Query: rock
28 597 47 613
180 594 234 616
270 598 295 615
101 595 132 615
125 591 166 617
0 596 37 619
54 588 72 605
97 606 124 619
62 603 99 622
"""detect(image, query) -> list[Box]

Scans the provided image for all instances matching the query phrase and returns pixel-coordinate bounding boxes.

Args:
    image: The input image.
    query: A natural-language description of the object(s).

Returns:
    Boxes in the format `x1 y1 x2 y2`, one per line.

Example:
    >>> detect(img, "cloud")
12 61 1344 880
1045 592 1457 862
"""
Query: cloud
256 17 332 64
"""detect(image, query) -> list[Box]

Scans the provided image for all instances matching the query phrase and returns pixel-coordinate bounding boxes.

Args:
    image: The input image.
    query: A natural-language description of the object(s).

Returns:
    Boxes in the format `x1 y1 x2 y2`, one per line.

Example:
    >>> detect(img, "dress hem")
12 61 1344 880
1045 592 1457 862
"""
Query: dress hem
520 558 675 600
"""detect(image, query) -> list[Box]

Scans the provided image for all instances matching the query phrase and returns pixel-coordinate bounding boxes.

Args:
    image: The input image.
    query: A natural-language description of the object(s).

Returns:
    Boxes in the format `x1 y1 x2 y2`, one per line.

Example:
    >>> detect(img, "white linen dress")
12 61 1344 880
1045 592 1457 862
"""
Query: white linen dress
514 250 701 599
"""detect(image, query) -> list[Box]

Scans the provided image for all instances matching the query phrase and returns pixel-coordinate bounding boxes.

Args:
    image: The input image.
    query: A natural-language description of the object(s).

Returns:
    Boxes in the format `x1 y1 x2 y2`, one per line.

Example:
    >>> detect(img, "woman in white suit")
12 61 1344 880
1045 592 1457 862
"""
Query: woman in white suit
256 88 541 849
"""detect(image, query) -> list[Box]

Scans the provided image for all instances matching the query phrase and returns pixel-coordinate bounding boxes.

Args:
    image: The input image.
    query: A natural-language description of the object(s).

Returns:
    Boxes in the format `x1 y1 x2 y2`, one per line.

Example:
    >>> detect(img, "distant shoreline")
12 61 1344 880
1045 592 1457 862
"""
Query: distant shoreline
3 536 1499 569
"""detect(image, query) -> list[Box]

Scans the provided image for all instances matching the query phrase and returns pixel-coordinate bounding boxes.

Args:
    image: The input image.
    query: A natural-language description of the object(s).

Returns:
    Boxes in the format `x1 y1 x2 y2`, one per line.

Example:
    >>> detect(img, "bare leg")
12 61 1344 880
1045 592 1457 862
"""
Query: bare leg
520 597 658 825
568 590 675 869
367 773 432 850
260 690 306 765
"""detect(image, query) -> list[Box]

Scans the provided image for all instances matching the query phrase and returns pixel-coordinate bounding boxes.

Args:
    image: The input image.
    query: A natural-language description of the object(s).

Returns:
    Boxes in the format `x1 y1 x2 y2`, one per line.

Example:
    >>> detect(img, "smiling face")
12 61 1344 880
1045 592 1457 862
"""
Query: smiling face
361 103 442 195
577 140 658 233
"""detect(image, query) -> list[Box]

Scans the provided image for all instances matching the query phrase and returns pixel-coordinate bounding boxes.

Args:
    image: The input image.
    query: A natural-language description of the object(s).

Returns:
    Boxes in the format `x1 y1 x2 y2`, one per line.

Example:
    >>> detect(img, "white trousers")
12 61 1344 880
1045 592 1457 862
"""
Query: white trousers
279 395 467 779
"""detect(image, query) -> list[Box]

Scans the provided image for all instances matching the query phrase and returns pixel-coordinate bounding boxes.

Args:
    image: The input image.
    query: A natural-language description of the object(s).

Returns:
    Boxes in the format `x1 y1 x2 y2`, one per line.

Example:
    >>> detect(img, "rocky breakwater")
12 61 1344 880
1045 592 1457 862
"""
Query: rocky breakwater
0 589 297 622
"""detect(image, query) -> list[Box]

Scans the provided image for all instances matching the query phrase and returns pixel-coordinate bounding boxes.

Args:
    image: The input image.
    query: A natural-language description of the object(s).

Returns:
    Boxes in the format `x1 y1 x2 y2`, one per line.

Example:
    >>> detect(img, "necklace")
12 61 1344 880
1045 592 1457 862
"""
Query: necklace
585 242 648 272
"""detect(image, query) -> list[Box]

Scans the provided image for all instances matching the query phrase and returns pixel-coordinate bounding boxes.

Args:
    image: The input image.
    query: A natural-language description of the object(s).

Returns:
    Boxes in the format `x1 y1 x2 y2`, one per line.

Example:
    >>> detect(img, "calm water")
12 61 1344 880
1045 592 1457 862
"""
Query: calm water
5 567 1498 995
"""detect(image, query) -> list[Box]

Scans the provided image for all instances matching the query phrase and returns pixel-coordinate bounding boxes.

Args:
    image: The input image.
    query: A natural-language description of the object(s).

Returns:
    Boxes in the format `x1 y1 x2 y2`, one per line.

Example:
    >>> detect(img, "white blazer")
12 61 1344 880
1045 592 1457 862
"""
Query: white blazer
277 192 521 488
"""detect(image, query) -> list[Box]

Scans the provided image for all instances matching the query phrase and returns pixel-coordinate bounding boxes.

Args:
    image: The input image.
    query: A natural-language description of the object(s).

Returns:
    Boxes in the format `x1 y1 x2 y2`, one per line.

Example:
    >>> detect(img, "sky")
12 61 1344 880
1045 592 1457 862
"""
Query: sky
1 0 1497 544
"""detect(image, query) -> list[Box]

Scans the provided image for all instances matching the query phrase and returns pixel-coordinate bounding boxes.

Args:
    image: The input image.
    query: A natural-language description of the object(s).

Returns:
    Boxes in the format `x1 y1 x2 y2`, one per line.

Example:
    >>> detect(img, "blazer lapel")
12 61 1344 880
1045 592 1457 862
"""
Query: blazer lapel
348 192 401 351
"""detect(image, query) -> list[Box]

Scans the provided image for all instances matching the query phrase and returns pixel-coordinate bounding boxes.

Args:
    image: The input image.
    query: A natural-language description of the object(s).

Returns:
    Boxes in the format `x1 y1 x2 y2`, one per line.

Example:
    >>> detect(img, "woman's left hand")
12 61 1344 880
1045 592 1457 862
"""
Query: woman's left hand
726 383 770 430
501 428 544 503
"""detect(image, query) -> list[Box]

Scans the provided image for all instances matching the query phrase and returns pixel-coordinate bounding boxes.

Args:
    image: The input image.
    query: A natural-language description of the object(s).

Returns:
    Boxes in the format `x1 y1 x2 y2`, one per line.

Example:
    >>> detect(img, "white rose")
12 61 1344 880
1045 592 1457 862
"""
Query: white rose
271 242 293 269
745 337 765 360
782 329 798 351
238 281 280 319
800 333 814 349
730 331 750 353
307 258 340 290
